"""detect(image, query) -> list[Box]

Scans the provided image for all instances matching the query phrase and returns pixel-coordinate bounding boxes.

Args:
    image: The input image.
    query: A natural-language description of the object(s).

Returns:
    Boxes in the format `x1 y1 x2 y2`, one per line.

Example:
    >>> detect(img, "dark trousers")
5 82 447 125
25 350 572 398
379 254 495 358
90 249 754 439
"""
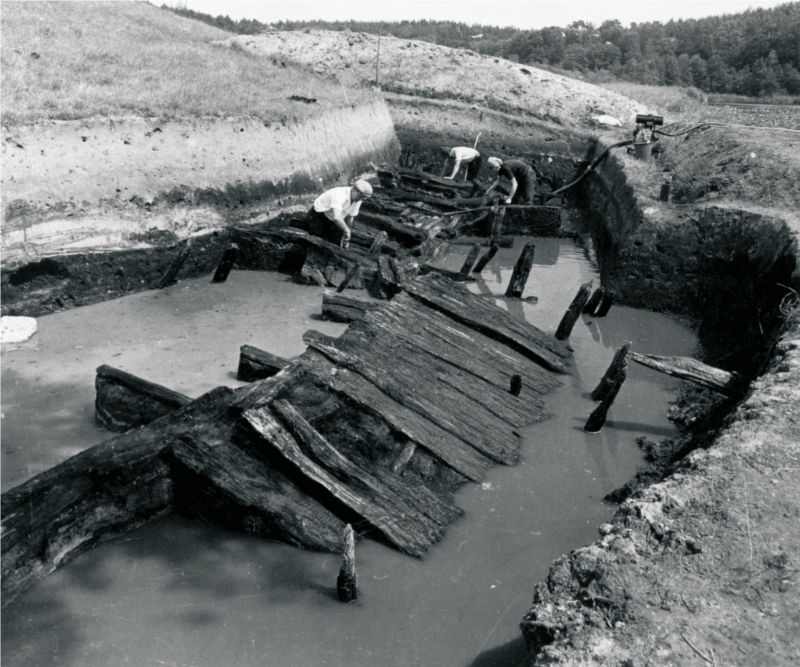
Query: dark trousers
307 208 342 244
465 154 484 182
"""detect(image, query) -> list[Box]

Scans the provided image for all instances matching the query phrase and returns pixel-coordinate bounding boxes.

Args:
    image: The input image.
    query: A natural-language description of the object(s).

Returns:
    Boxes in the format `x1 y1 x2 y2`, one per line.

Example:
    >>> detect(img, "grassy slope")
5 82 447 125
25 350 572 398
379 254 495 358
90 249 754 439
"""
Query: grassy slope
0 1 374 125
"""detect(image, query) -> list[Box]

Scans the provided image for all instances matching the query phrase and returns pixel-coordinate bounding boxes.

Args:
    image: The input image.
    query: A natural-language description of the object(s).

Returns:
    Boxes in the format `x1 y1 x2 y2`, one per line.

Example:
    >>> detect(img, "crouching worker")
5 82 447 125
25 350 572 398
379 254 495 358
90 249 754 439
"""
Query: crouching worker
307 179 373 248
485 157 537 205
441 146 483 182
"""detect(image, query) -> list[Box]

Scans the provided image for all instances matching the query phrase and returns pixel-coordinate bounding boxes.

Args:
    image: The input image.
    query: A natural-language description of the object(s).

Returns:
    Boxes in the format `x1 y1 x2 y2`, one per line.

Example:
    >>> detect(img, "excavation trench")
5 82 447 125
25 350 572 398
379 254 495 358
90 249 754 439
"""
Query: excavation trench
1 131 797 666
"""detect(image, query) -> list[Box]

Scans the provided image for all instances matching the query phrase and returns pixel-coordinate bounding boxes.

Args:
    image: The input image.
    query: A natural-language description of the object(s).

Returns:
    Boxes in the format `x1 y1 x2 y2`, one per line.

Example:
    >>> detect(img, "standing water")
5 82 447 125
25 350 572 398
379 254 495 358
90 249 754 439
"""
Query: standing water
1 237 696 667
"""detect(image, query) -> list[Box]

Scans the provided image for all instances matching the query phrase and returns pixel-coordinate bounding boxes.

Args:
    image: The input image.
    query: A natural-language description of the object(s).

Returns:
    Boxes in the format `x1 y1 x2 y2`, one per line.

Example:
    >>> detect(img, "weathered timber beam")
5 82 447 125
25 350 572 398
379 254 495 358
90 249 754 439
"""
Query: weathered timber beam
337 524 358 602
458 243 483 278
585 369 627 432
95 364 191 432
211 242 239 283
271 399 461 529
591 342 631 401
628 352 746 397
1 386 233 606
505 242 536 298
169 431 344 552
242 406 439 557
417 265 476 282
158 239 191 288
356 208 429 248
321 292 381 323
554 281 593 340
402 276 570 373
296 350 491 481
237 345 291 382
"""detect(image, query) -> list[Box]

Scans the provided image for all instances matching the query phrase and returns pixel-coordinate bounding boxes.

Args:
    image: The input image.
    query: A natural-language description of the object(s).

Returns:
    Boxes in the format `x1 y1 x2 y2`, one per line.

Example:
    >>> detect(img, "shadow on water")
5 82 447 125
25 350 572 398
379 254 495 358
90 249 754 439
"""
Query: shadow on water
469 636 528 667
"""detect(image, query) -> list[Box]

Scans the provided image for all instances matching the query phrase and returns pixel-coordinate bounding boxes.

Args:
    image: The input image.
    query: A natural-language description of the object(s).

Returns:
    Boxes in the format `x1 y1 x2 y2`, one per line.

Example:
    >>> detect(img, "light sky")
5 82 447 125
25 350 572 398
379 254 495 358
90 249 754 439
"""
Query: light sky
174 0 793 30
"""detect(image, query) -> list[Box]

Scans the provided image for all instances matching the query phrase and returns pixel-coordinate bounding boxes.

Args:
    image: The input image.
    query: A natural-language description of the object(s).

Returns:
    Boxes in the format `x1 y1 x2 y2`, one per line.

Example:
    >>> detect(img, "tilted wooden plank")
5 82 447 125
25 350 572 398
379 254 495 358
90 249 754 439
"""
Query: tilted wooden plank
271 399 462 529
302 331 520 465
242 406 440 557
628 352 746 397
296 350 491 481
402 275 571 373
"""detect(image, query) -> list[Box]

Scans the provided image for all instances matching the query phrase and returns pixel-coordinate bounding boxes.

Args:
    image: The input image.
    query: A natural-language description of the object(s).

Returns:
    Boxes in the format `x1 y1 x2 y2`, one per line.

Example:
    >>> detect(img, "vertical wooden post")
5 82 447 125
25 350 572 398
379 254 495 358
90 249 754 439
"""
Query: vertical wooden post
472 243 498 273
505 242 536 298
554 281 593 340
583 287 605 315
211 243 239 283
337 262 363 293
158 239 191 288
368 231 388 257
510 374 522 396
595 291 614 317
337 523 358 602
458 243 483 279
584 369 626 432
591 342 631 400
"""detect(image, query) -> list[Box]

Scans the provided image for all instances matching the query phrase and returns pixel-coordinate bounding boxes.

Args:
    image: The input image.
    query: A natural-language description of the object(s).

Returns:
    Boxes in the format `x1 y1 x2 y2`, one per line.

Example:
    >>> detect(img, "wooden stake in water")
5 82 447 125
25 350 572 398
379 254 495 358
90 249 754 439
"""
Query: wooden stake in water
583 286 605 315
554 281 593 340
595 291 614 317
472 243 499 273
584 368 626 432
458 243 483 279
505 242 536 298
211 243 239 283
510 374 522 396
591 342 631 401
337 523 358 602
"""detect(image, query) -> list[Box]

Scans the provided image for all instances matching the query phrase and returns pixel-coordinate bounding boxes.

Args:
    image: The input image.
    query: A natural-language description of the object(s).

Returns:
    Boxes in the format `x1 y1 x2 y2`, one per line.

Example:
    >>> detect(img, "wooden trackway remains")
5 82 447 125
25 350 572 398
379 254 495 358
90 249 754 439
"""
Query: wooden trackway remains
2 163 573 603
1 271 571 604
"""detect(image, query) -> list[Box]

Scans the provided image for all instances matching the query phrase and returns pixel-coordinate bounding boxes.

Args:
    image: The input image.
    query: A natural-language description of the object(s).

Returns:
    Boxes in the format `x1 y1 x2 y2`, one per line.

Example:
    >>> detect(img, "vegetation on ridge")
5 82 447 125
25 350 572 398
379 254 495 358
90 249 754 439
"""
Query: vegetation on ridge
0 1 375 126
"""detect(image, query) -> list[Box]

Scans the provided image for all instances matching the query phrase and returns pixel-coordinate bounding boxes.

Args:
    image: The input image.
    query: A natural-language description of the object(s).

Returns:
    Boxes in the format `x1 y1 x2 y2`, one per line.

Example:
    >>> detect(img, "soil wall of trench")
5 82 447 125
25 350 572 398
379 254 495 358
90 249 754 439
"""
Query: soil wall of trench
1 99 399 316
519 140 800 666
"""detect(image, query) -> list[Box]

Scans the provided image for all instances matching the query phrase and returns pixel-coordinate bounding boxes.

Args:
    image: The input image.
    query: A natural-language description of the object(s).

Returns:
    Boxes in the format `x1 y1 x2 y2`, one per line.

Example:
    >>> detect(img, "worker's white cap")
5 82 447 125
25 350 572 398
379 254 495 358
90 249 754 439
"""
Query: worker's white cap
353 179 373 196
487 157 503 169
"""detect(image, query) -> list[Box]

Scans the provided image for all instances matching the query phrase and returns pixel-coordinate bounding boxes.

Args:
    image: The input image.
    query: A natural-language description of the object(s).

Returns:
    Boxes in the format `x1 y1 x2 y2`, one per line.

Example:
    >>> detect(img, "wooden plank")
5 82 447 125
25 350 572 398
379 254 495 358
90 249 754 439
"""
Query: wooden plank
271 399 462 529
505 242 536 298
237 345 291 382
628 352 746 397
302 331 520 465
170 430 344 552
402 275 571 373
377 294 560 396
296 351 491 481
95 364 192 432
242 406 442 557
555 281 593 340
322 291 380 323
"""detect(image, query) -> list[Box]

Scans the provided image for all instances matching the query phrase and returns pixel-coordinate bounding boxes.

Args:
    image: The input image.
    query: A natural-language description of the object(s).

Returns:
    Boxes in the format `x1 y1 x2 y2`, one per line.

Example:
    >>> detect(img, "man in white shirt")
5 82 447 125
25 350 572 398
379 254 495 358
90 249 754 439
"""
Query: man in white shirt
307 179 373 248
441 146 483 182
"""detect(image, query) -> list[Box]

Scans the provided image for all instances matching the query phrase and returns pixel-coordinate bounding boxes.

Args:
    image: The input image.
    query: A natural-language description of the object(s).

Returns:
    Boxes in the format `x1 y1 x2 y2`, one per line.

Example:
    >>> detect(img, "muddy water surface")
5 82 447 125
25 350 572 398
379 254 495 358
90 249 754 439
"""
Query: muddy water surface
1 238 696 667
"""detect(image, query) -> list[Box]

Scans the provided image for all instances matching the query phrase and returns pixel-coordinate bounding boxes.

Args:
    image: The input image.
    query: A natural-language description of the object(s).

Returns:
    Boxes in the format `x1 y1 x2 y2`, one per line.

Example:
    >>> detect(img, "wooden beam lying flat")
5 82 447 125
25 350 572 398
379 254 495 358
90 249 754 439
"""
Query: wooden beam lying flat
628 352 746 397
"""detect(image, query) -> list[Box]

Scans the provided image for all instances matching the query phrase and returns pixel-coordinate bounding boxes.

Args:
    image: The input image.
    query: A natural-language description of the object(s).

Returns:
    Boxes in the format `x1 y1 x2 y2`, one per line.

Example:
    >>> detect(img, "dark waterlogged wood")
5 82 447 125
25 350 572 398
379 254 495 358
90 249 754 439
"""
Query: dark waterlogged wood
591 342 631 401
505 242 536 298
158 239 191 288
211 243 239 283
336 262 363 293
337 524 358 602
368 231 388 257
628 352 746 397
321 292 381 323
472 244 499 273
595 291 614 317
583 287 605 315
510 374 523 396
95 364 191 432
458 243 483 278
555 281 593 340
237 345 291 382
584 369 627 432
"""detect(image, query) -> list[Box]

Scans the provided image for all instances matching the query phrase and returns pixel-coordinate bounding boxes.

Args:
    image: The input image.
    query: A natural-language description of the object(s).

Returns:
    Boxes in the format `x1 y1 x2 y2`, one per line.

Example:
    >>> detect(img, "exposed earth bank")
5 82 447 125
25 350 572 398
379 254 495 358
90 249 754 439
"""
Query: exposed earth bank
2 26 800 667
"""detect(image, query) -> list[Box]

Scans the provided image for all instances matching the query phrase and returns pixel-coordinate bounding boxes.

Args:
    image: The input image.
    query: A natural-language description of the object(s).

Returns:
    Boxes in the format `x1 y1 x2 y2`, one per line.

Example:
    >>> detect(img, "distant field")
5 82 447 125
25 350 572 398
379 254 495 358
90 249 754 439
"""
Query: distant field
0 1 375 125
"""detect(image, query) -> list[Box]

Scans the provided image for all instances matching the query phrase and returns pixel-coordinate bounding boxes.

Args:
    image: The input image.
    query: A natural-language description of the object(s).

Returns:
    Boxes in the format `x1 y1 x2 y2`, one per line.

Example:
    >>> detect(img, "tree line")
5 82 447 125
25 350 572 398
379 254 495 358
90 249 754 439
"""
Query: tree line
165 2 800 97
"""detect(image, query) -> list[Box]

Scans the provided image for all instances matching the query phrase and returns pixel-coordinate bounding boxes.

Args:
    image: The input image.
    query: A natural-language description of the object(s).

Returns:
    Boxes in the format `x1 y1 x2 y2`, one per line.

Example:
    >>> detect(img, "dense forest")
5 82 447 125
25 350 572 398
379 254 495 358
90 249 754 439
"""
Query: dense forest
166 3 800 97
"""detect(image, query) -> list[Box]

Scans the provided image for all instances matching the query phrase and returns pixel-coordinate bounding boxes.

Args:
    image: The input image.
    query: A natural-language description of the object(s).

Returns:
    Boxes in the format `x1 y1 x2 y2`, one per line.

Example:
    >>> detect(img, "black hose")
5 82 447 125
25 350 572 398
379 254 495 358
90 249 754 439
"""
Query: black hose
547 139 634 198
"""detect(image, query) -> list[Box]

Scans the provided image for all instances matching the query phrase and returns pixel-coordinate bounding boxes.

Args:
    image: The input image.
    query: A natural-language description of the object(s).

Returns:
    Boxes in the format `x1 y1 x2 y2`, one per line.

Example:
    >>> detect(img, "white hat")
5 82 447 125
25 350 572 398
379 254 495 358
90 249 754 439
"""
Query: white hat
353 179 373 196
487 157 503 169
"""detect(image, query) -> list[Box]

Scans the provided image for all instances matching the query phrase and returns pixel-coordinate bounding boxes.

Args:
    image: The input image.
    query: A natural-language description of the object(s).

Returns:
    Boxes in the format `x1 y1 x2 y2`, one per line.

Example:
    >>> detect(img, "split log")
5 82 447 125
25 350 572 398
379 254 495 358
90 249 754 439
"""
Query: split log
628 352 746 397
583 287 605 315
376 255 404 297
595 291 614 317
95 364 191 432
336 262 363 292
458 243 483 278
591 342 631 401
403 276 570 373
472 244 499 273
211 243 239 283
158 239 191 288
505 242 536 298
555 281 593 340
321 292 380 323
368 231 388 257
237 345 291 382
337 524 358 602
584 369 626 432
